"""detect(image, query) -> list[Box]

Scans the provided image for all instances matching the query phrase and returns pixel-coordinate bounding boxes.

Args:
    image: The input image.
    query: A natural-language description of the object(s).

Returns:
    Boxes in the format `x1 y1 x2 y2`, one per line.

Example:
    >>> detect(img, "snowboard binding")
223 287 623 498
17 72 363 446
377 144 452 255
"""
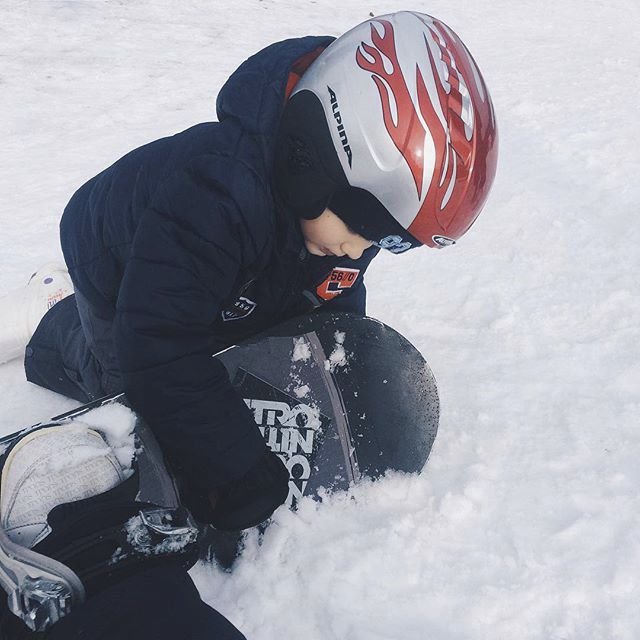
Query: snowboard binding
0 398 200 634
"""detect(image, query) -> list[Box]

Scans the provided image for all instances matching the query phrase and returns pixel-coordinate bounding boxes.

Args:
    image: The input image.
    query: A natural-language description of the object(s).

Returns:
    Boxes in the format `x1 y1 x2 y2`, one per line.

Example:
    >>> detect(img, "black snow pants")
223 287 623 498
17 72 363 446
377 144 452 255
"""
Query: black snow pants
15 295 246 640
24 293 122 403
1 564 245 640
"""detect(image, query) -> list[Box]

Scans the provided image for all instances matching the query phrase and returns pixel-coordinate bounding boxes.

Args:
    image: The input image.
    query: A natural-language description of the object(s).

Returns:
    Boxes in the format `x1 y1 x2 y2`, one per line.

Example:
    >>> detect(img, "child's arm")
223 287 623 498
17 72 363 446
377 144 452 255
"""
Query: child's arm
112 167 269 492
320 280 368 315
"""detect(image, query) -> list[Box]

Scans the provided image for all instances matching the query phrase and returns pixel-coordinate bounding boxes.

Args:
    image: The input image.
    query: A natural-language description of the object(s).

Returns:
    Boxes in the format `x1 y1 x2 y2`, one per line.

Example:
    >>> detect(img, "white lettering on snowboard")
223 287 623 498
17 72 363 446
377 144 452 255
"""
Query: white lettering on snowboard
244 398 321 507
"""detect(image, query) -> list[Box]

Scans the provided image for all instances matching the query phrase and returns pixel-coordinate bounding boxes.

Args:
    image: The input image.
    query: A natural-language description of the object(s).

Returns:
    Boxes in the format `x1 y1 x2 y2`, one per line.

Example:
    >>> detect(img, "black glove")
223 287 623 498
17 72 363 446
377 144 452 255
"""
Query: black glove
208 450 290 531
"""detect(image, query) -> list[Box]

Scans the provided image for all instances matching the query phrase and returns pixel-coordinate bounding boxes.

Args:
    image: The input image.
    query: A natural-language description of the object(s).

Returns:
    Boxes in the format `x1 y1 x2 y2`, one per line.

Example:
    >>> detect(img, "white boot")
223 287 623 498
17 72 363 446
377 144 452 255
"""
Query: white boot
0 263 74 364
0 423 127 549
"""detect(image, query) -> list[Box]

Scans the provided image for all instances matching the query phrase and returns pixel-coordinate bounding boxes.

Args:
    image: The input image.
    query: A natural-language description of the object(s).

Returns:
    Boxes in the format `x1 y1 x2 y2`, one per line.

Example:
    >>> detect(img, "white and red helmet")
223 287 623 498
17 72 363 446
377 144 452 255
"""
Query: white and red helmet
275 11 498 252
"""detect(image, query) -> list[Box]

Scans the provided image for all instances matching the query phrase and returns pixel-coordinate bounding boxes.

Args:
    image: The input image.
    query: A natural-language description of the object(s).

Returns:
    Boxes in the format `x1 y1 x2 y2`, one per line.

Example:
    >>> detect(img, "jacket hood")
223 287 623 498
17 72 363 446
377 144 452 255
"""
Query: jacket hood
216 35 335 136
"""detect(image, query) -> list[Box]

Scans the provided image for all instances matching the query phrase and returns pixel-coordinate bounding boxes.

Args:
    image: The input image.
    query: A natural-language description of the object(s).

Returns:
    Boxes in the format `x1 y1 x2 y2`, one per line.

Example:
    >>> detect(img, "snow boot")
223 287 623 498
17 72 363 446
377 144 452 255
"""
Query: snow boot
1 424 129 549
0 263 74 365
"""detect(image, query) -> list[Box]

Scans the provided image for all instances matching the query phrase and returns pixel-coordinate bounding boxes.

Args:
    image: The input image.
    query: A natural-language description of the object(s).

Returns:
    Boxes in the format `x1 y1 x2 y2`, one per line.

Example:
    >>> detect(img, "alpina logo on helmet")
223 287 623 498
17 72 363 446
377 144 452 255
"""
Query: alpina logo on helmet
327 86 353 167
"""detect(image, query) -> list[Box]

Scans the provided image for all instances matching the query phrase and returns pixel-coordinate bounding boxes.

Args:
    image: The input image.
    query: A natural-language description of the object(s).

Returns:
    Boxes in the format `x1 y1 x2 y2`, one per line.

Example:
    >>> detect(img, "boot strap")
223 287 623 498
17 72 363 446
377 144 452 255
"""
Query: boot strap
52 506 200 596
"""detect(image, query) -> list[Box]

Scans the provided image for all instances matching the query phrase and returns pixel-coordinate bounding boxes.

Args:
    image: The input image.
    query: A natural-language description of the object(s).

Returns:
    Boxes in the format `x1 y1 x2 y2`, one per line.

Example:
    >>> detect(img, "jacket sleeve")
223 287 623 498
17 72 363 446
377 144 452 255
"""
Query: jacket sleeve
113 166 267 489
319 280 367 315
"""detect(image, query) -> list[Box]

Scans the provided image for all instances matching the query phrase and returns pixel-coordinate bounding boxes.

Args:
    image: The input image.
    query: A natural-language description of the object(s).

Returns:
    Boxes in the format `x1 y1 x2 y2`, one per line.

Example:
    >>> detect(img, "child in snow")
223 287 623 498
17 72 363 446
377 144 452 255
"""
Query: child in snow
0 11 497 640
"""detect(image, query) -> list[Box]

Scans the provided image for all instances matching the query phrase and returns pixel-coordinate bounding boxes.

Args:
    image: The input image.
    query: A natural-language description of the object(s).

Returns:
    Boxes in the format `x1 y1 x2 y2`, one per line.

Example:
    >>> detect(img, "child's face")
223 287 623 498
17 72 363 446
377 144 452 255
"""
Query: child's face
300 208 373 260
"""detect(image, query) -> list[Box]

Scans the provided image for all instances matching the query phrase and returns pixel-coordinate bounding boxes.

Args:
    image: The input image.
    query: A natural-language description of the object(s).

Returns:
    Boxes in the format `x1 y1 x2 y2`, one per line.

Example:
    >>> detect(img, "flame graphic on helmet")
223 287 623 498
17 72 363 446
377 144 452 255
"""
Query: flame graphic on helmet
356 20 429 198
356 18 486 240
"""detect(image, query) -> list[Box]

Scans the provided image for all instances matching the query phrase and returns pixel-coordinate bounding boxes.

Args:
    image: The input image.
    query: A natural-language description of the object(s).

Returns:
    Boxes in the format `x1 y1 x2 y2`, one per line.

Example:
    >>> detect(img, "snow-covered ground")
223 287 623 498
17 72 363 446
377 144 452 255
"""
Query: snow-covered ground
1 1 639 638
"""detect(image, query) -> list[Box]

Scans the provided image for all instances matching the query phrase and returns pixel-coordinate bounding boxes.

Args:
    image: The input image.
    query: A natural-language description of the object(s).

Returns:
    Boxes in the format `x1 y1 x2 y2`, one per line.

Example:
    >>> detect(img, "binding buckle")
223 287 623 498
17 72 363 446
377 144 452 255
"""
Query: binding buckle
7 577 73 632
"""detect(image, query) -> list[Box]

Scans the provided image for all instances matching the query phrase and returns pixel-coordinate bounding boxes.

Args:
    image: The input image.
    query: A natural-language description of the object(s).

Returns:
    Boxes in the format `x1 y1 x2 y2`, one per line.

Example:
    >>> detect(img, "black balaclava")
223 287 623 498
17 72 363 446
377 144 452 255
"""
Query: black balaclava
274 90 343 220
274 90 421 249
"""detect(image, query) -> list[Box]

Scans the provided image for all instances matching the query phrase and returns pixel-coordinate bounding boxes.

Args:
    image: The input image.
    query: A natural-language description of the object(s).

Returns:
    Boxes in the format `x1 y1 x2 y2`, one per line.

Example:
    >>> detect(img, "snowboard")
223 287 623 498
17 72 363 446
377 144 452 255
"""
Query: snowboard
1 313 439 564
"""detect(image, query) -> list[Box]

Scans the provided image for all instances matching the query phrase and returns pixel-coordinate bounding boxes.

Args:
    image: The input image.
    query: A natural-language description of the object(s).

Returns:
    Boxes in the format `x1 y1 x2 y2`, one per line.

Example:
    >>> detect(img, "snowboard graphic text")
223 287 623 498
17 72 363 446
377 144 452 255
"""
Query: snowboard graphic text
244 397 324 507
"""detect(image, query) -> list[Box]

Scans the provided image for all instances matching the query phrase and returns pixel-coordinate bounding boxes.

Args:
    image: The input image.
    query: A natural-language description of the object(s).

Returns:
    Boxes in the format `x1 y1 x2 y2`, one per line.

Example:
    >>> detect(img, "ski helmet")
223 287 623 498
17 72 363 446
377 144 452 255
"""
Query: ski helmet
274 11 498 252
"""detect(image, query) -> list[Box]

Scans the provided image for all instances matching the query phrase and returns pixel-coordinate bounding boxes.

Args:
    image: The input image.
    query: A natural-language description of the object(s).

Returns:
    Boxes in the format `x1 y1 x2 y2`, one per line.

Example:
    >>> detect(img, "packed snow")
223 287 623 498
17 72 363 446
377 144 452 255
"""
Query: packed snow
292 336 312 362
325 330 348 372
1 1 639 639
80 402 138 473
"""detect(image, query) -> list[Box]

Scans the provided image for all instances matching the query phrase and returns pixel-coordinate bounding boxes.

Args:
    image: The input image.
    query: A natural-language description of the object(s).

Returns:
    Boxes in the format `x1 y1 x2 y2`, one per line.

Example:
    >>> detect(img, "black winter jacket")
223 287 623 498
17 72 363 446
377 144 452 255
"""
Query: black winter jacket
60 36 379 489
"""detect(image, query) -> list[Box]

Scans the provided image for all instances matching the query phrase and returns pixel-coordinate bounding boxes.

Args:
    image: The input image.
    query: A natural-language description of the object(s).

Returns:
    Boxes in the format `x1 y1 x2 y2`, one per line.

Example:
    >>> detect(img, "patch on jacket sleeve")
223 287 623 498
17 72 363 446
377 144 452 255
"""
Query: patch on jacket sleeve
221 296 257 322
316 267 360 301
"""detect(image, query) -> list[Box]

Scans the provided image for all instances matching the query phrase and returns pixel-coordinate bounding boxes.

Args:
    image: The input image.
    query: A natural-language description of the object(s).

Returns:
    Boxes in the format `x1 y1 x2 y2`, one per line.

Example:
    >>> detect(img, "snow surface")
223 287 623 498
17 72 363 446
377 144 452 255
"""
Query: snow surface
1 1 639 638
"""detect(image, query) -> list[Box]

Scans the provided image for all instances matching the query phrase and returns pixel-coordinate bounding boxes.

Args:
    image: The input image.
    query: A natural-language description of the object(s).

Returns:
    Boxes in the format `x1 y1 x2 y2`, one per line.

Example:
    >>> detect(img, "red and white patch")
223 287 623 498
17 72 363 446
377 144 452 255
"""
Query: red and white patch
46 289 69 310
317 268 360 301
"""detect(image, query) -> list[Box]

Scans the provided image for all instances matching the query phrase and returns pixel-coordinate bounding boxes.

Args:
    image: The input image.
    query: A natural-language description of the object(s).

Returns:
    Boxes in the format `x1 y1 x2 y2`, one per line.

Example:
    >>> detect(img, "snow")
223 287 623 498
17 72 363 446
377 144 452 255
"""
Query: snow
123 511 198 557
293 384 310 399
325 330 348 371
292 336 312 362
80 403 138 473
1 1 639 638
